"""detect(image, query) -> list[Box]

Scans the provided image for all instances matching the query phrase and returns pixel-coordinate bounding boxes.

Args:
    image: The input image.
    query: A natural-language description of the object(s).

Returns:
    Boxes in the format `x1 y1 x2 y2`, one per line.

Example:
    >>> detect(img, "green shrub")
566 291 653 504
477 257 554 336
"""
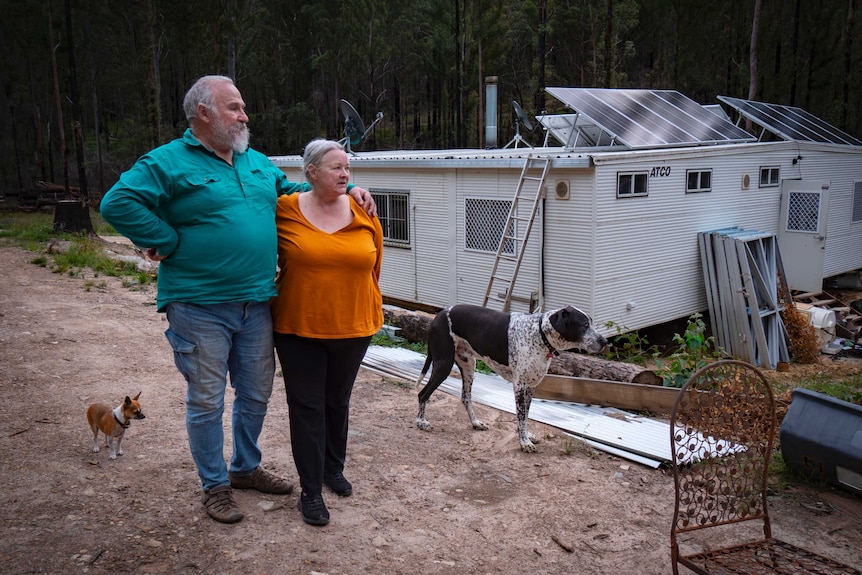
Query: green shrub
655 313 723 387
602 320 659 365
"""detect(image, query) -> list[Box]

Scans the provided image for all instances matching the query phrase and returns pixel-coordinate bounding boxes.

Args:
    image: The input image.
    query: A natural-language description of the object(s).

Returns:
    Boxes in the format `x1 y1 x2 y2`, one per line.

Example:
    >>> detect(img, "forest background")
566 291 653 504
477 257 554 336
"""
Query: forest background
1 0 860 205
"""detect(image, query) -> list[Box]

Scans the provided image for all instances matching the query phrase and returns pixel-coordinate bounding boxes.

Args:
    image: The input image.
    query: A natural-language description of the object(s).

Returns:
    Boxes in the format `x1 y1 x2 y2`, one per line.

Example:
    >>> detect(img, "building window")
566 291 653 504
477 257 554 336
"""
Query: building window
759 166 780 187
465 198 514 254
786 191 821 232
370 190 410 246
617 172 648 197
686 169 712 193
853 180 862 223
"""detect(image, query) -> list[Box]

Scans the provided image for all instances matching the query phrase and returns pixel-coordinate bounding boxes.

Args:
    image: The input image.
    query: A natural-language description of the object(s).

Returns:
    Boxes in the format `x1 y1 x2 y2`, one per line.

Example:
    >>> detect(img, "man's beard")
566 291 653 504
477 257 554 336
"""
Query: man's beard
212 115 250 154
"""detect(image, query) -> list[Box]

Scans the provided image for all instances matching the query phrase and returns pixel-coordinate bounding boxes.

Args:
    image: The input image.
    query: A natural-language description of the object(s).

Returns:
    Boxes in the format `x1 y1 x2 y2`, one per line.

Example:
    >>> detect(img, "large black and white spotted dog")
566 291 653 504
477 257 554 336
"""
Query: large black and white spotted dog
415 304 607 452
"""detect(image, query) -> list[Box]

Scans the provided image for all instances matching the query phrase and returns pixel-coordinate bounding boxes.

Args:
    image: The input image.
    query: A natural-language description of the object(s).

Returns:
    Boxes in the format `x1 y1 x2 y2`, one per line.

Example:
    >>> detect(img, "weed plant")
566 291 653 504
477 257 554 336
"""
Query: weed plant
371 331 428 355
655 313 723 387
603 320 659 366
603 315 723 388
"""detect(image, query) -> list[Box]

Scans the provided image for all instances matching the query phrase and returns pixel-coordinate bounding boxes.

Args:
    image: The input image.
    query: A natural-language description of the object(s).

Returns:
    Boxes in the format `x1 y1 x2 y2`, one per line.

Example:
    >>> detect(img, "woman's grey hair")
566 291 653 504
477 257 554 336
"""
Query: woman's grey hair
183 75 234 122
302 139 346 183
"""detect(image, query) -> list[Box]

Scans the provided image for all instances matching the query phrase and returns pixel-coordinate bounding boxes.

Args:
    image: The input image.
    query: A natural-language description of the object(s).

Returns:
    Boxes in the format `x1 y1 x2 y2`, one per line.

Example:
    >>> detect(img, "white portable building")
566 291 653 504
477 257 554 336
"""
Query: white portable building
270 89 862 337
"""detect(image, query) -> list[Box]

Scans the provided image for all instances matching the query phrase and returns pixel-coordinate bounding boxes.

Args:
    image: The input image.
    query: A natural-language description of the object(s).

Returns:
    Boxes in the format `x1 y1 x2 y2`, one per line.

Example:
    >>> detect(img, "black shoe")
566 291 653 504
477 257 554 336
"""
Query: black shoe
297 492 330 526
324 472 353 497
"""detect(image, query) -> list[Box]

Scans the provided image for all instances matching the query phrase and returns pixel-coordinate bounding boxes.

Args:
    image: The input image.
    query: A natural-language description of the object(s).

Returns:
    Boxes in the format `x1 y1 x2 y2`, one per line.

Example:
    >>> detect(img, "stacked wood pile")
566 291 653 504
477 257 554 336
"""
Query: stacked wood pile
7 181 80 209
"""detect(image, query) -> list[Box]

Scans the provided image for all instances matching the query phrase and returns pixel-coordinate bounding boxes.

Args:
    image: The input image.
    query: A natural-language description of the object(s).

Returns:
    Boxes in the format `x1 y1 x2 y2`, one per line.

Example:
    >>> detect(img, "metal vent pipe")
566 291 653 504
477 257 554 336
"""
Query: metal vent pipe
484 76 498 149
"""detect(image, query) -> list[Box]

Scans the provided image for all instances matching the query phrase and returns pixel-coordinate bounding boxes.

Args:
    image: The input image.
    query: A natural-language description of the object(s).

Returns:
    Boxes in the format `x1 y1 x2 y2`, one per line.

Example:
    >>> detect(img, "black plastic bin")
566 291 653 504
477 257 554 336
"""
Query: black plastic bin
779 387 862 494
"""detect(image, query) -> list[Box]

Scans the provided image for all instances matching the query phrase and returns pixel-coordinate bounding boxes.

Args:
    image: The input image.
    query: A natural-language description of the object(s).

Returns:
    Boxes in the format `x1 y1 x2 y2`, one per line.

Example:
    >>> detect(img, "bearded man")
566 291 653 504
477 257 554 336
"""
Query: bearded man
100 75 375 523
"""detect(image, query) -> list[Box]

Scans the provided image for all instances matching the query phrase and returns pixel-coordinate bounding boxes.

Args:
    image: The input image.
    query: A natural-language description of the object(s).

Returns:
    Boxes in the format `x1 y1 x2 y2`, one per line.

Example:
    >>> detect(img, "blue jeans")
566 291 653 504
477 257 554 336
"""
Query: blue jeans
165 301 275 491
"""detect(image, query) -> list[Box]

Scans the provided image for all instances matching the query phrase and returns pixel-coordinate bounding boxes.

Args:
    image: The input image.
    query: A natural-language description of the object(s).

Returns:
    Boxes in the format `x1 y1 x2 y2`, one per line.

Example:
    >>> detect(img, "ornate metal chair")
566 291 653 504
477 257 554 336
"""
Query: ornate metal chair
670 360 860 575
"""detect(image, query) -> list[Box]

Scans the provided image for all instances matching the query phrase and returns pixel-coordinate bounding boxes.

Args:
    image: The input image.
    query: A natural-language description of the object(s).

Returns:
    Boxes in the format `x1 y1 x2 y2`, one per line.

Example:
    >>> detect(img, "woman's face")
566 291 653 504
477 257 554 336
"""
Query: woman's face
310 148 350 194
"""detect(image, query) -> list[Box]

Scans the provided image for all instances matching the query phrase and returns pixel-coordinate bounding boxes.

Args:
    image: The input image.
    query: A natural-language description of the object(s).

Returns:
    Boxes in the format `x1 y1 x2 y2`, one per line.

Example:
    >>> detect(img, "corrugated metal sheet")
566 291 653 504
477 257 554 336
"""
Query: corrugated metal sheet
362 345 672 467
698 228 791 369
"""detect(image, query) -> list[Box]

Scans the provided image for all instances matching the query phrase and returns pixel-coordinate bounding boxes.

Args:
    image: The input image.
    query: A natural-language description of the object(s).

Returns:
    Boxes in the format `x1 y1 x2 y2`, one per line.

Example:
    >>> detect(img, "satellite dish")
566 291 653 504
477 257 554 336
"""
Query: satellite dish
513 100 534 133
340 99 366 147
338 99 384 154
503 100 536 148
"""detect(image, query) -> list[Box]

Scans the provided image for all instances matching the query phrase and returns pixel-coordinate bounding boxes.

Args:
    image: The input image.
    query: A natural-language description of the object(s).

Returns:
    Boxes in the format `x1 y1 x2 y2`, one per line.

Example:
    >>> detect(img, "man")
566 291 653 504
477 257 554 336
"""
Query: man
100 75 376 524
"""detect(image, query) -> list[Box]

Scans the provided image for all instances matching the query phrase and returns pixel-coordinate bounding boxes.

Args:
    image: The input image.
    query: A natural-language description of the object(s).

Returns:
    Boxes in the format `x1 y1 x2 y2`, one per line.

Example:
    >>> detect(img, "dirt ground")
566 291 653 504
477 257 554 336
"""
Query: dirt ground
1 239 861 575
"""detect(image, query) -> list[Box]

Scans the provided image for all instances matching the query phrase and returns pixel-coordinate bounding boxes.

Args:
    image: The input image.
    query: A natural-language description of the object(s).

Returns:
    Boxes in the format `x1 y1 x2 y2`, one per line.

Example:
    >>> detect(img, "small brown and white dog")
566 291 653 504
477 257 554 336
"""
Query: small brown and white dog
86 392 145 459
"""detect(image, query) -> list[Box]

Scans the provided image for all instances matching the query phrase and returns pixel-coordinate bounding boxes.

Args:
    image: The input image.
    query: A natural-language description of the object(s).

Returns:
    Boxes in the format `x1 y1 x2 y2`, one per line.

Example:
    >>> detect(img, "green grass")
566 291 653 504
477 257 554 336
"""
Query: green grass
0 210 116 244
771 371 862 405
52 238 151 279
1 209 152 286
767 451 798 492
0 211 56 249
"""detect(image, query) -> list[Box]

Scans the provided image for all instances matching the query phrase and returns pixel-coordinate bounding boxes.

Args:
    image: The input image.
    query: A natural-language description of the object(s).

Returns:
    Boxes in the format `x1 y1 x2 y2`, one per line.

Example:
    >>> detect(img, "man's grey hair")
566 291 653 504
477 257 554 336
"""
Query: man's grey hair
183 75 234 122
302 139 346 184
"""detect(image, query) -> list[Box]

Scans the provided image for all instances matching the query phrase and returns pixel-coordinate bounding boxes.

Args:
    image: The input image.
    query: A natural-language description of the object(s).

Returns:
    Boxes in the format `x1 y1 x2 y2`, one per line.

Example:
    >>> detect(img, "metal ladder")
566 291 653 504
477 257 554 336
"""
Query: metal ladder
482 154 551 311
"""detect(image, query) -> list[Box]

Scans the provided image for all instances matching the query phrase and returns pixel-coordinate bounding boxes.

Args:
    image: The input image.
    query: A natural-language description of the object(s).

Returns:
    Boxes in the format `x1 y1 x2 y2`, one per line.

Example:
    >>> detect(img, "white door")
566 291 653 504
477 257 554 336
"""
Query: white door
777 179 830 293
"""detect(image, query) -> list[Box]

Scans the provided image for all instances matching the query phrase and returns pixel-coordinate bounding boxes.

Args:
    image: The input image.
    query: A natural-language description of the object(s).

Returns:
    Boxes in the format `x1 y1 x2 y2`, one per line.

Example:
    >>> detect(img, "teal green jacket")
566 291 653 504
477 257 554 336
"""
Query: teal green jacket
100 129 307 311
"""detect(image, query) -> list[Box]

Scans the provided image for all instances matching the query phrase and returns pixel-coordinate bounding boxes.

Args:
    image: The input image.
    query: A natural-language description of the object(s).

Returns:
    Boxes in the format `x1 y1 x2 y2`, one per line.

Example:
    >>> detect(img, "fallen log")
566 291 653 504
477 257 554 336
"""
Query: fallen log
550 352 662 386
383 307 435 343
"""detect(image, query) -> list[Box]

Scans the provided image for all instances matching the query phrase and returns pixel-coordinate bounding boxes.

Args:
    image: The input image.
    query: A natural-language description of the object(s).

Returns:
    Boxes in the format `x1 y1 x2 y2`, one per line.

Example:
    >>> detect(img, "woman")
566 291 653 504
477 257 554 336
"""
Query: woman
272 138 383 526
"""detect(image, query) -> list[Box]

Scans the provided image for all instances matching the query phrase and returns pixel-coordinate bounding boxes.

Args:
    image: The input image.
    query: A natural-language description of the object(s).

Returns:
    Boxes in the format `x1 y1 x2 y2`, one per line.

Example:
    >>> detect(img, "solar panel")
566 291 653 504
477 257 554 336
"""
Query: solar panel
545 87 755 149
717 96 862 146
535 113 623 147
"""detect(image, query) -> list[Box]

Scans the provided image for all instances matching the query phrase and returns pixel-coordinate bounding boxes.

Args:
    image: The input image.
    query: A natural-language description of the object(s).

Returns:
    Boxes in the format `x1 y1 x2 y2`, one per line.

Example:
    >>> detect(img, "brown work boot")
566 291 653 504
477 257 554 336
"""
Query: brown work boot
202 485 244 524
229 466 294 495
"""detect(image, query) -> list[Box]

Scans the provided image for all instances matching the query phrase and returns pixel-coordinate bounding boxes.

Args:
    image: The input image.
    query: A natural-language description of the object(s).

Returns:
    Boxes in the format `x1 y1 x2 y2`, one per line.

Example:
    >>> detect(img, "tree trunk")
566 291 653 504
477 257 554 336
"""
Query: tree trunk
91 70 104 197
455 0 465 148
536 0 547 113
790 0 801 105
28 59 48 182
48 10 69 197
54 200 94 234
54 0 94 235
146 0 162 148
748 0 761 101
841 0 855 130
745 0 762 134
604 0 614 87
549 352 662 385
0 77 24 191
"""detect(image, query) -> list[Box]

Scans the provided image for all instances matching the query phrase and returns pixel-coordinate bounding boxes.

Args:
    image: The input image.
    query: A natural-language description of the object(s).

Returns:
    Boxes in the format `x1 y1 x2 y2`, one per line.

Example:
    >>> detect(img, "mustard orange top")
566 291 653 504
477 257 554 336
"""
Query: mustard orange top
271 193 384 338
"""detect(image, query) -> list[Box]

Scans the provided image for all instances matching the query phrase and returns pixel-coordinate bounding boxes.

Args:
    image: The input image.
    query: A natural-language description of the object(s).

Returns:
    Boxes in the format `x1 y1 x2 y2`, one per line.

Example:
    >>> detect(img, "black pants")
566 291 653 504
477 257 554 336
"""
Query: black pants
274 333 371 496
